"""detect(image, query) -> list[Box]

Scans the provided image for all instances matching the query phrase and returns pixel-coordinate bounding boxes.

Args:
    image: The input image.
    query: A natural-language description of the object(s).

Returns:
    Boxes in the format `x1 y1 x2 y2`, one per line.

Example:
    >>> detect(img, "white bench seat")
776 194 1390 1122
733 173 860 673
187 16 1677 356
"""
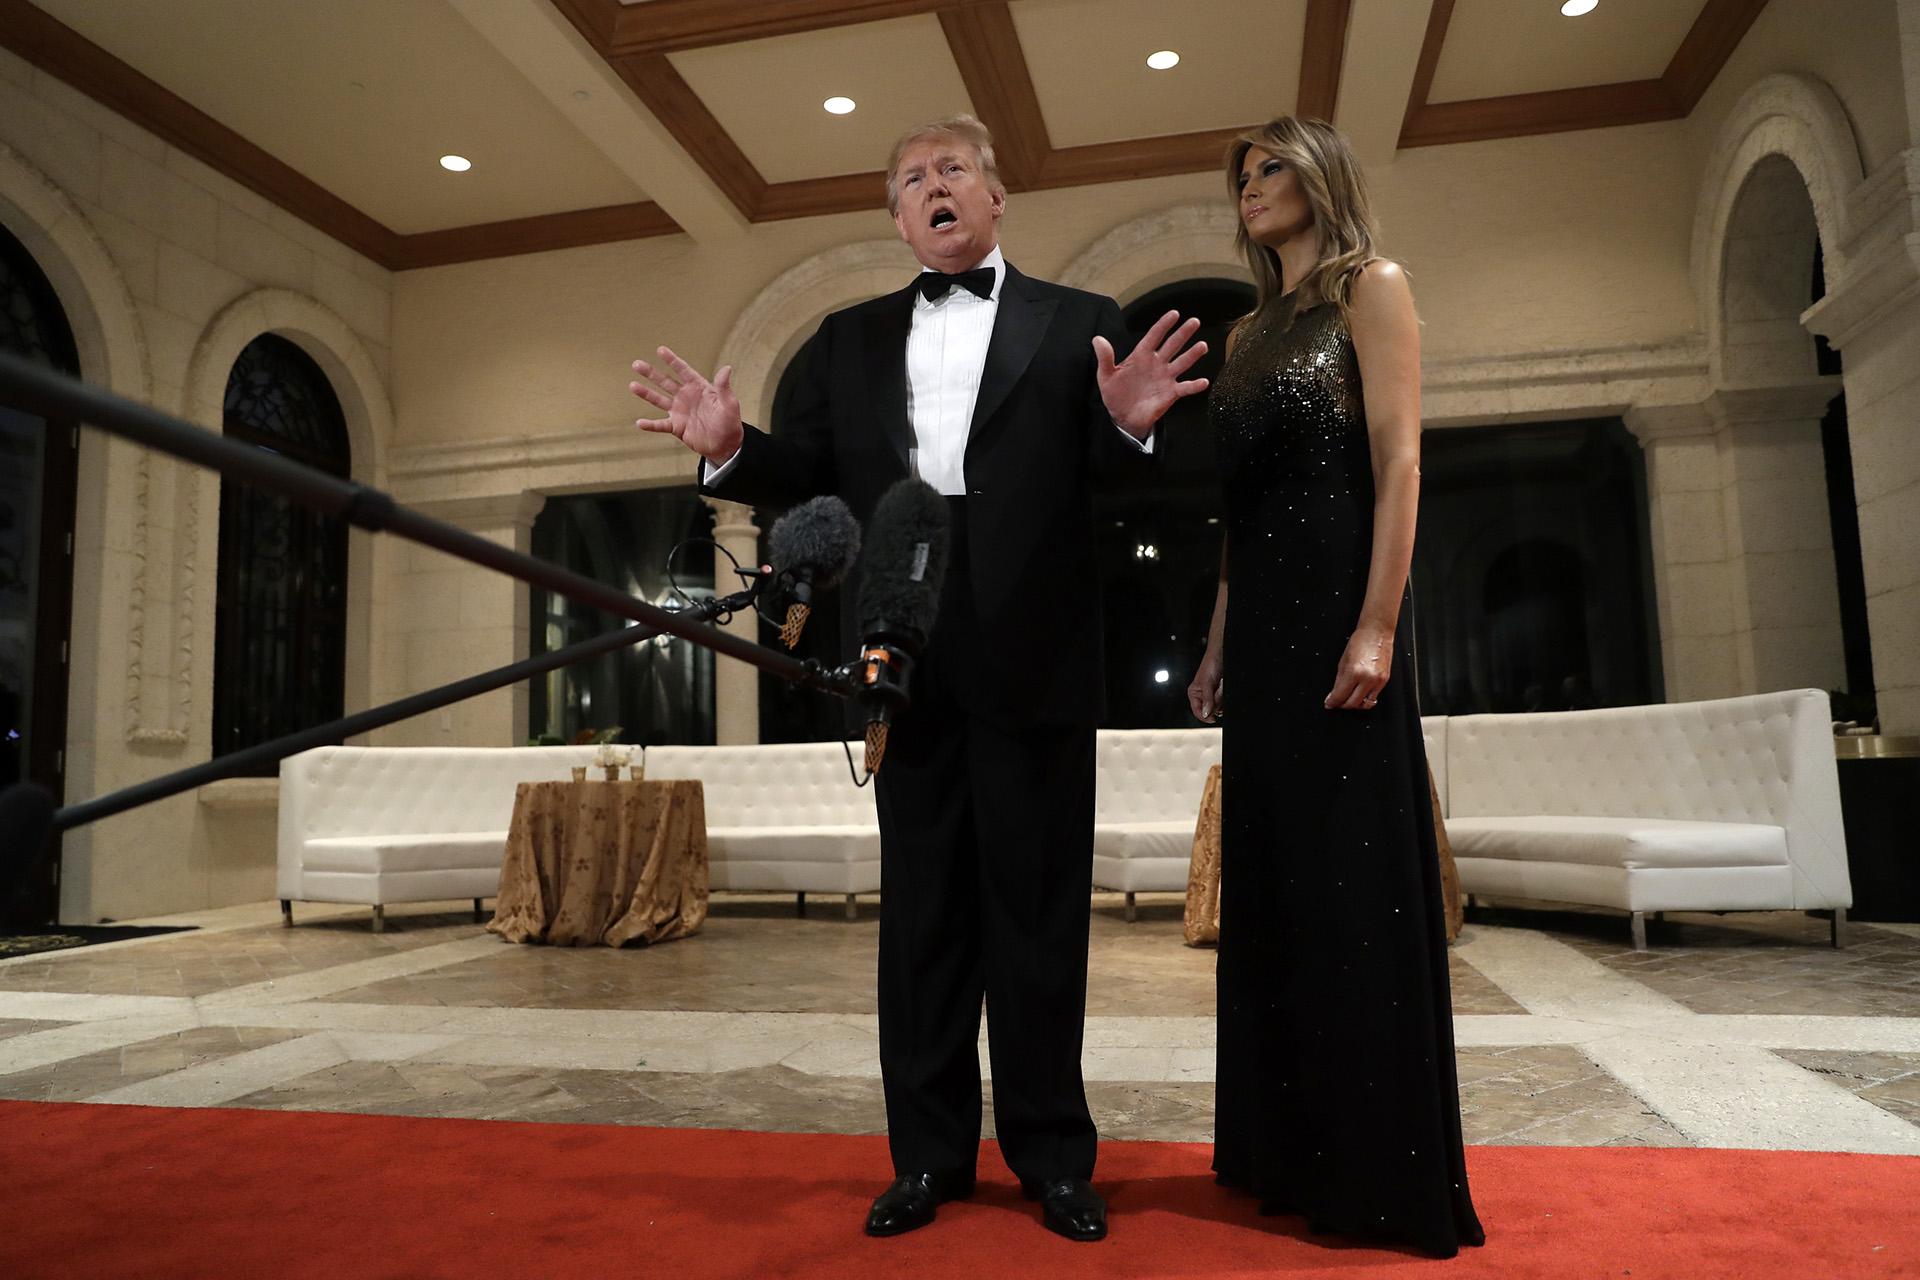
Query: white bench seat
1446 816 1790 871
302 833 507 875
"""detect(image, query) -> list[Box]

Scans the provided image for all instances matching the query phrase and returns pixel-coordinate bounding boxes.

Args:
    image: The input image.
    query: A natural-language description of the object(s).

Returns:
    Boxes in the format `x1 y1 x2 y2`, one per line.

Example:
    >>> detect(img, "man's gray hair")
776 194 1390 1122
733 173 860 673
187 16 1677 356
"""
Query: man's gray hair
885 113 1005 214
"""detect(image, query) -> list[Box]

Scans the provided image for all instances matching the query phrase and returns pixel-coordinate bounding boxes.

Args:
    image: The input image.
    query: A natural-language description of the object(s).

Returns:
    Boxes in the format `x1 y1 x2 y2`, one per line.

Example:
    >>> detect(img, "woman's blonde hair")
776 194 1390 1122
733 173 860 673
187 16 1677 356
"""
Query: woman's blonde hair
1226 116 1385 333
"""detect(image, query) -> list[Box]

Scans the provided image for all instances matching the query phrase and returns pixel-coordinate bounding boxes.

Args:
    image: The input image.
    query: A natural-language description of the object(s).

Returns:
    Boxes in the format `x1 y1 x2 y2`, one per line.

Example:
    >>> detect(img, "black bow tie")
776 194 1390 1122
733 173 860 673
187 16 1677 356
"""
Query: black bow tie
917 267 995 303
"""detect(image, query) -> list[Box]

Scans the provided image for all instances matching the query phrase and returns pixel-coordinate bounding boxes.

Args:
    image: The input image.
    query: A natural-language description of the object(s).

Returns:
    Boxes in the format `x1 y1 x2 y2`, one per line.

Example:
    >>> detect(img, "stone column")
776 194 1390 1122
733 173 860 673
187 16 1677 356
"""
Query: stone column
1628 380 1849 704
1803 153 1920 732
1626 402 1745 702
381 492 546 747
1709 383 1850 698
705 496 761 745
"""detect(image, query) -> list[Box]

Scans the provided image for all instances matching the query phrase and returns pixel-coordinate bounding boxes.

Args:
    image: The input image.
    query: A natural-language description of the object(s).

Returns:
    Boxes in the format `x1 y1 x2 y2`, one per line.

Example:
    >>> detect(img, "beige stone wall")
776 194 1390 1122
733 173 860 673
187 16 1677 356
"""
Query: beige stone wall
0 45 393 921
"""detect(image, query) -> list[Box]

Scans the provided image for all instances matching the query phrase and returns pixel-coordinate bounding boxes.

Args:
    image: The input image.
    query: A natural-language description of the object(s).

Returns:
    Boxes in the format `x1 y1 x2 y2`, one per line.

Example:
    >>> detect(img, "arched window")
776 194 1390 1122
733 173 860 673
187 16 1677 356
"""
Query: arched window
0 222 80 924
212 334 350 765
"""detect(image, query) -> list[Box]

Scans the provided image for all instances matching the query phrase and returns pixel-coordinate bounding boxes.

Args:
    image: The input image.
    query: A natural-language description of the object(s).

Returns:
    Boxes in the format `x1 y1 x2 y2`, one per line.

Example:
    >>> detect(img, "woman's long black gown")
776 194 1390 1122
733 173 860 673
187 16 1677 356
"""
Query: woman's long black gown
1208 295 1485 1257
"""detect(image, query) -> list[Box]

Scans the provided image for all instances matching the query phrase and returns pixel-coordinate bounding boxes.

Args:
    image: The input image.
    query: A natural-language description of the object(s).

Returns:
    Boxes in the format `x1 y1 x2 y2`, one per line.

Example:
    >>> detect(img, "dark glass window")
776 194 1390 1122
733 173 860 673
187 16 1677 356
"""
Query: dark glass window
1414 418 1661 713
1812 237 1875 725
1098 279 1251 728
529 489 716 747
212 334 351 767
0 222 80 924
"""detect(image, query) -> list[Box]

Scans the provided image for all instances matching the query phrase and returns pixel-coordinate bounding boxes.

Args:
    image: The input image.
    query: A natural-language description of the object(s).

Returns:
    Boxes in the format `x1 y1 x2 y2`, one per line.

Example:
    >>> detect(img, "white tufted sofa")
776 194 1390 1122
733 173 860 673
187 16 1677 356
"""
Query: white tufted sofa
277 745 606 930
1432 689 1850 949
1093 728 1221 919
644 742 879 919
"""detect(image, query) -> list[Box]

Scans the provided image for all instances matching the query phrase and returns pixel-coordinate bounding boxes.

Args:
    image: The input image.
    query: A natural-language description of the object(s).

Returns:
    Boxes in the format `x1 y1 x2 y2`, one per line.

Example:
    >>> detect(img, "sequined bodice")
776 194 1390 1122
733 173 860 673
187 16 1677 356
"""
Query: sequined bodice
1208 299 1369 523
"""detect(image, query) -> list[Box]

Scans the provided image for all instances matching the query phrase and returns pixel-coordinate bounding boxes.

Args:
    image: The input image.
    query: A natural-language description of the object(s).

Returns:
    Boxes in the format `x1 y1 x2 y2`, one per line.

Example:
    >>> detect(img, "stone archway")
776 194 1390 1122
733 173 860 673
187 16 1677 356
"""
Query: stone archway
1057 203 1250 306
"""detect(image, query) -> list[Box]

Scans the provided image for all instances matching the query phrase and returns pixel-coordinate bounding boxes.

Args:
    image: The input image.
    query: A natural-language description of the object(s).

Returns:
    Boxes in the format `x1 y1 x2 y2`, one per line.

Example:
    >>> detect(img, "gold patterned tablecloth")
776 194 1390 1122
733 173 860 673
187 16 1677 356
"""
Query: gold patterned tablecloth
488 779 708 947
1182 763 1464 947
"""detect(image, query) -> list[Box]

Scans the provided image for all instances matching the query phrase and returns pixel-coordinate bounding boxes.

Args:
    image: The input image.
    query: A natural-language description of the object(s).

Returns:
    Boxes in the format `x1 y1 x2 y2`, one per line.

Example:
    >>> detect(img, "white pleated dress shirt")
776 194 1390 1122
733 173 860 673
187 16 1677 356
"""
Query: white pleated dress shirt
704 245 1151 493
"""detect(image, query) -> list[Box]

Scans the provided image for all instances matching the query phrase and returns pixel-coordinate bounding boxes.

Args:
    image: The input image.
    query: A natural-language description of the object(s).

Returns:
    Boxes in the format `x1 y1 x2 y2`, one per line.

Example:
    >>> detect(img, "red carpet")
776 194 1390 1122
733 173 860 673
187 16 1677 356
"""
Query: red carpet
1 1101 1915 1278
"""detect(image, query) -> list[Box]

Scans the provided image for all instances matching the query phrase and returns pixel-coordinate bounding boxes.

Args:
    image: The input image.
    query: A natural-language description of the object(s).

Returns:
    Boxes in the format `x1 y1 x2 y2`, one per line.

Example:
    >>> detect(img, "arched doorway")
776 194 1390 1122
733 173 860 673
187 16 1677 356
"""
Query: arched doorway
0 222 80 924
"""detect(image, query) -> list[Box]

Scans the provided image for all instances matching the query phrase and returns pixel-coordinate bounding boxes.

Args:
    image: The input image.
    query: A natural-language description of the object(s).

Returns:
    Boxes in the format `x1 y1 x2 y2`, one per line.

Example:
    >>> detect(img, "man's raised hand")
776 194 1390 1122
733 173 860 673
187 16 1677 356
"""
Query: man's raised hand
1094 311 1210 440
630 346 744 464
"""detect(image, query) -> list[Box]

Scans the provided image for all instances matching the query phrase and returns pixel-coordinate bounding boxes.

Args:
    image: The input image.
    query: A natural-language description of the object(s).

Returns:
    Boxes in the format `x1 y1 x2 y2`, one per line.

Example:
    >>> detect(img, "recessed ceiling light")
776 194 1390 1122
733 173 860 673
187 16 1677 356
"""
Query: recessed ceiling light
1561 0 1598 14
439 155 471 172
1146 50 1180 70
824 96 856 115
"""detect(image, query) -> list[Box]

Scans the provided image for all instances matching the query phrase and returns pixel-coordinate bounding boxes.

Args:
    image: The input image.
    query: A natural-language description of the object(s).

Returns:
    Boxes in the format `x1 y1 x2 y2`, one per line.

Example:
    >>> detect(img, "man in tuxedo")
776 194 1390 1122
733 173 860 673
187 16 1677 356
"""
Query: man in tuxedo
630 114 1207 1242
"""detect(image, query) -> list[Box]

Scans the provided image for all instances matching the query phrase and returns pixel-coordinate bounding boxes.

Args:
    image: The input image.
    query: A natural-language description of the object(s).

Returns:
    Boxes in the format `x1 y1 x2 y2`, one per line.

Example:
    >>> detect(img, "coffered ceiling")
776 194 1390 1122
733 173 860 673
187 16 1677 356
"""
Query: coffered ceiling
0 0 1770 269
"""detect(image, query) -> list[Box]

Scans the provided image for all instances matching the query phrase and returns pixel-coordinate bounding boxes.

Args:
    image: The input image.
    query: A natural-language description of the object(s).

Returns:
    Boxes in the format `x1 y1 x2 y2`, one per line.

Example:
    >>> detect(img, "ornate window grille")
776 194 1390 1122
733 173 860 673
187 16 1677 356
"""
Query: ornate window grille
212 334 350 766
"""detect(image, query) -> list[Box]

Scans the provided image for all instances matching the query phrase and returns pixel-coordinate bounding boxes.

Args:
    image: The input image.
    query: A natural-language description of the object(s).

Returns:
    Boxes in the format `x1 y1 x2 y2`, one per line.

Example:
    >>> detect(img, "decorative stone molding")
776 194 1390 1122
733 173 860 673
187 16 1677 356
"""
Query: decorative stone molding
1692 74 1865 382
0 140 151 400
1055 202 1249 304
1421 337 1710 427
123 448 198 747
717 239 919 428
1803 149 1920 349
389 427 698 505
184 288 391 475
408 491 549 533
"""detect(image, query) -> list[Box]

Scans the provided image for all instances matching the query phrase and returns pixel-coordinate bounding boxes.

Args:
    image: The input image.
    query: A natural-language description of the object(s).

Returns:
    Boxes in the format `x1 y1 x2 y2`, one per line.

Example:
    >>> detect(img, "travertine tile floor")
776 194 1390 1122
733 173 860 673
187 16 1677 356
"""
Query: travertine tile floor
2 894 1917 1155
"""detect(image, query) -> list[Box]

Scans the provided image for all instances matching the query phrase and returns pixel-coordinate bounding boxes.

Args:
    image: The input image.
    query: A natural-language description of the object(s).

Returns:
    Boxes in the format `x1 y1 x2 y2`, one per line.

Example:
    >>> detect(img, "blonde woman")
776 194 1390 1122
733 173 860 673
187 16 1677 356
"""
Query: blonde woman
1187 117 1484 1257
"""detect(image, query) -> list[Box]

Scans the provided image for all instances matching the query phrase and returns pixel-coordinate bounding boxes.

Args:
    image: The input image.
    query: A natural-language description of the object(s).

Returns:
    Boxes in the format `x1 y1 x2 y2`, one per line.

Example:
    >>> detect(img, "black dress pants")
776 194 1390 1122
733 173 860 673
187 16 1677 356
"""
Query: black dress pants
873 499 1098 1186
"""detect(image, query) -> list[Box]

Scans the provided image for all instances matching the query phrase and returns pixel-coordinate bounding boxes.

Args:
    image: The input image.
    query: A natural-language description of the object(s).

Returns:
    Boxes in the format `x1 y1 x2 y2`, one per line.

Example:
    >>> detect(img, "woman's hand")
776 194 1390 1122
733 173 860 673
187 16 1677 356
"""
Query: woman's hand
1326 625 1393 711
1189 649 1225 723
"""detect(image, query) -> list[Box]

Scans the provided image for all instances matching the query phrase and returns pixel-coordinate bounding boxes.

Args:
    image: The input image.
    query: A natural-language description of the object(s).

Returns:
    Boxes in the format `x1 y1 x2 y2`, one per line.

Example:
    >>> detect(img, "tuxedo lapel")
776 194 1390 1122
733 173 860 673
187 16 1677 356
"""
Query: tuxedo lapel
969 263 1056 444
861 283 918 468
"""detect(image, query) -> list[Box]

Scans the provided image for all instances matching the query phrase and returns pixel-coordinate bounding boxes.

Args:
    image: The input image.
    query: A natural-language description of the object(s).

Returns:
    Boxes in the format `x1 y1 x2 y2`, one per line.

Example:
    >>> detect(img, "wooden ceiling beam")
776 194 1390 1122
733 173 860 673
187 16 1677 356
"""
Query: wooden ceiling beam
1037 128 1248 190
1296 0 1353 121
938 2 1049 189
757 172 891 223
607 0 994 56
392 202 680 271
1398 0 1770 150
1665 0 1771 111
1401 80 1679 149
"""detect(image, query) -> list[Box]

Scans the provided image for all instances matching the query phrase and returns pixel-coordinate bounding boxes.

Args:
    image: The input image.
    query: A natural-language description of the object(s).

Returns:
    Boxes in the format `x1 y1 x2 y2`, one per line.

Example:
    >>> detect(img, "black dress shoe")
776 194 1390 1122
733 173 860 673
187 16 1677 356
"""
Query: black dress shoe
864 1170 975 1237
1023 1176 1108 1242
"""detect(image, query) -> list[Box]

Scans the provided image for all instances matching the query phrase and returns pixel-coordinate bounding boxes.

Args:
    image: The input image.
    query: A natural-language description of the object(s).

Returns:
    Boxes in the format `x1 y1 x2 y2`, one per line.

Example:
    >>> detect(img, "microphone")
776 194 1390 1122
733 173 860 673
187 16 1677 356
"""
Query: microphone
766 495 862 648
0 782 57 904
852 479 950 774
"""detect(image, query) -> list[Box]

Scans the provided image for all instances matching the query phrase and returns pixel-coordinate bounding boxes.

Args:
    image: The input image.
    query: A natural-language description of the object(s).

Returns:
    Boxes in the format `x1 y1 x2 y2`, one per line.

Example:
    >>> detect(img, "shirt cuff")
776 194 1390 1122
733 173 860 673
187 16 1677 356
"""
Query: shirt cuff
700 446 744 486
1113 418 1155 454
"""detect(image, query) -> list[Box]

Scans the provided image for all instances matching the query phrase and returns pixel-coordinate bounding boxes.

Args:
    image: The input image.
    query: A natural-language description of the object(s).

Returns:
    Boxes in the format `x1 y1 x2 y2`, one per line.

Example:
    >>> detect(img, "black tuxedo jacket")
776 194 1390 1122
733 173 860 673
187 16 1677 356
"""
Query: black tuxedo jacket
701 262 1151 727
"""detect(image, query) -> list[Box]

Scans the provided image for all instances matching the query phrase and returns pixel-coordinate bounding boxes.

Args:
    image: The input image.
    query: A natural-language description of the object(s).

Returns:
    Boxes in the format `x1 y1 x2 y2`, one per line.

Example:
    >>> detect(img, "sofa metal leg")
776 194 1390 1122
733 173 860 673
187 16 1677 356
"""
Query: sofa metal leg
371 905 385 934
1125 891 1137 924
1831 907 1849 949
280 899 292 928
845 894 858 922
1630 911 1647 952
795 892 806 918
473 898 486 923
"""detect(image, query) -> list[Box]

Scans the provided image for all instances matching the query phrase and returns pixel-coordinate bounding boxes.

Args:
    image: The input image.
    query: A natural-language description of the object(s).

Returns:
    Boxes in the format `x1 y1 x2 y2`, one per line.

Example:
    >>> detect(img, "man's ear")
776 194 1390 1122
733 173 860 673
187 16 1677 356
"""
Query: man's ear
892 207 910 242
990 190 1006 221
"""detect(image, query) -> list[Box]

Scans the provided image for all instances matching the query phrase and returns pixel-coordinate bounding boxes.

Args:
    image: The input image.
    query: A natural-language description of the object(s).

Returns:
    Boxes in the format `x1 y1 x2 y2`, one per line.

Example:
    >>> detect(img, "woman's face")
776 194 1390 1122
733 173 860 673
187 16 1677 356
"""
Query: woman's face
1237 146 1312 248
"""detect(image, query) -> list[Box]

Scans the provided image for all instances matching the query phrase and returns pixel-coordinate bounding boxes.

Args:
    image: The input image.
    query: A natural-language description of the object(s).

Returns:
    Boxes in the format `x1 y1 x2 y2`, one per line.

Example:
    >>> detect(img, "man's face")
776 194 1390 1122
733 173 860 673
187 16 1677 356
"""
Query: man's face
890 138 1005 271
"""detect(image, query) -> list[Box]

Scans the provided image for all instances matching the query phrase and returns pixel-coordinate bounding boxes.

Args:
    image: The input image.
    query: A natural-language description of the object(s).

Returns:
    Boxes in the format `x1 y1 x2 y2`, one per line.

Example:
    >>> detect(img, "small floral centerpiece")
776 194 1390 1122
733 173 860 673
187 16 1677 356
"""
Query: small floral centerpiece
594 742 634 780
